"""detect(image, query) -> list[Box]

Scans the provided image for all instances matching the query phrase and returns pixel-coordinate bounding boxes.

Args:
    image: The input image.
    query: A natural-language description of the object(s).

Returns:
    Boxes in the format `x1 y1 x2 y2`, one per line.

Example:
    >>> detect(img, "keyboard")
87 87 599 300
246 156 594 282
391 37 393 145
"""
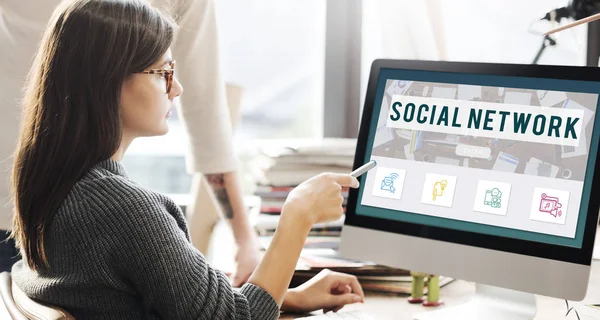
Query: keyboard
296 310 375 319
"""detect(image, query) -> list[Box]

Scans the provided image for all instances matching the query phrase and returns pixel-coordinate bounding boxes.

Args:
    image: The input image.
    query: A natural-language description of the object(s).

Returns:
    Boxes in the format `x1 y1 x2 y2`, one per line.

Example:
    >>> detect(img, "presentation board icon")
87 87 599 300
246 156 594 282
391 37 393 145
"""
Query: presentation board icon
372 167 406 200
421 174 457 208
473 180 511 216
530 188 569 225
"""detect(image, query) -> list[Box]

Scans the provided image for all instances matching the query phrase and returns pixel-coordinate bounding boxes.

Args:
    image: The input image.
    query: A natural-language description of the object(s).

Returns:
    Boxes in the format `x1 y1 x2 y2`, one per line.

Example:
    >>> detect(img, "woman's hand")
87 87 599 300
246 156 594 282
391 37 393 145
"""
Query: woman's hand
281 269 365 314
231 239 262 287
246 173 359 307
283 173 359 227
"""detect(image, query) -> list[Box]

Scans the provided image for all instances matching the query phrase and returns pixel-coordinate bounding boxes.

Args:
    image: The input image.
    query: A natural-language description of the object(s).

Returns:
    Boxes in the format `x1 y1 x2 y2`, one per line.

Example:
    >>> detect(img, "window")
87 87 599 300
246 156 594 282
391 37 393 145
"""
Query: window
360 0 587 107
217 0 326 140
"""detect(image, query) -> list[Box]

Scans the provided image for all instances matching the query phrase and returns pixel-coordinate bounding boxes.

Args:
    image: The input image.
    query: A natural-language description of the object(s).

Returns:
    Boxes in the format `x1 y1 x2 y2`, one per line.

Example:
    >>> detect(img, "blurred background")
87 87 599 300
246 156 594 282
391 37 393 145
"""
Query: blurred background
121 0 591 197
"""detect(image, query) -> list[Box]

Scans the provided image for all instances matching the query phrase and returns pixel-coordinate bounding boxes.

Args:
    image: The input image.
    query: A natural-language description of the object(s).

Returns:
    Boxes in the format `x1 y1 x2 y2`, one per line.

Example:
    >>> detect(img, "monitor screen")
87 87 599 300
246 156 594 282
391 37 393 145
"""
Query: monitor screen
353 67 600 250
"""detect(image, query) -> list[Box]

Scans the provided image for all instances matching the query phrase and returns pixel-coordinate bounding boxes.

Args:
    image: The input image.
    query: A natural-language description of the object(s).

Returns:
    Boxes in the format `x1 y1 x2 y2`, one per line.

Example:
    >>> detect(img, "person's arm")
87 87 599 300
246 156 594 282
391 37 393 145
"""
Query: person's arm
205 171 261 285
204 172 256 240
248 173 360 306
108 170 360 317
169 0 235 173
105 172 357 317
102 184 279 320
168 0 261 285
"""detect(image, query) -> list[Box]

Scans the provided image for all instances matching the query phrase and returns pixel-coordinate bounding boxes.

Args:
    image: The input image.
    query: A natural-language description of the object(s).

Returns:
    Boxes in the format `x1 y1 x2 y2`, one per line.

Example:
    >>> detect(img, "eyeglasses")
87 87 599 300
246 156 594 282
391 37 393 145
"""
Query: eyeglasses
139 60 175 94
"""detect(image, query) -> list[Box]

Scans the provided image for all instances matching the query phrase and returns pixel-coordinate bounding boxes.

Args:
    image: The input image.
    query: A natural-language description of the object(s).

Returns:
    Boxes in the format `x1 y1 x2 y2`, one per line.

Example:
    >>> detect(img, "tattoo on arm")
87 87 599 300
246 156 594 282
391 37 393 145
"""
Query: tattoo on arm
205 173 234 219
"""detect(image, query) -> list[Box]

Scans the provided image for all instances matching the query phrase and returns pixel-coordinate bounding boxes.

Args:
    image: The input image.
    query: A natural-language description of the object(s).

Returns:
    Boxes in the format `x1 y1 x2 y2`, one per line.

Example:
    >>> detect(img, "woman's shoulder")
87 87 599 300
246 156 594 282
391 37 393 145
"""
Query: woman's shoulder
49 163 191 262
61 162 180 220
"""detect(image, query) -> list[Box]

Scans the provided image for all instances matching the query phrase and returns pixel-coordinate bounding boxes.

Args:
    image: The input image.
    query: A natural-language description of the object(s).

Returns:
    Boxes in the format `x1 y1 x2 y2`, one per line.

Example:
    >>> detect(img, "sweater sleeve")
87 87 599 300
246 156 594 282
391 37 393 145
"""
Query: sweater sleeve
98 184 279 320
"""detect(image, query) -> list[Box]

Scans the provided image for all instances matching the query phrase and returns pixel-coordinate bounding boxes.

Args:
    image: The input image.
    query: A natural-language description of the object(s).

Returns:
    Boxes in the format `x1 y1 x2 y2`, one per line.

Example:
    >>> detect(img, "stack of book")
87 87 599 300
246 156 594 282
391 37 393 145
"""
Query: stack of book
250 138 356 236
252 207 345 236
258 234 453 295
295 267 453 295
252 138 356 188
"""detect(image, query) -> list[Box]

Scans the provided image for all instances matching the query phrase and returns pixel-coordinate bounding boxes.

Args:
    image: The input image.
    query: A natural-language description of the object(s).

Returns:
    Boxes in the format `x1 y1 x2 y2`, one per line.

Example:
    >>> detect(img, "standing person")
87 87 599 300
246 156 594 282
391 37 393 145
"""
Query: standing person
10 1 364 318
0 0 261 286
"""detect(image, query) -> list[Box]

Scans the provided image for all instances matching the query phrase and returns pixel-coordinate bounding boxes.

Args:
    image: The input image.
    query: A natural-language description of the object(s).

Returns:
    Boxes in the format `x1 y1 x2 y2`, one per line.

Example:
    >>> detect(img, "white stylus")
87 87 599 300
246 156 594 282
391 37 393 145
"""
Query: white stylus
350 160 377 178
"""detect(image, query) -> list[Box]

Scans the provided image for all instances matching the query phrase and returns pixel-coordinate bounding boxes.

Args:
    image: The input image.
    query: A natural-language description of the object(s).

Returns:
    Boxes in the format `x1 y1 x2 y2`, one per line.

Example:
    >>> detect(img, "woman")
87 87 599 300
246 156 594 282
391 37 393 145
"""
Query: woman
9 0 364 319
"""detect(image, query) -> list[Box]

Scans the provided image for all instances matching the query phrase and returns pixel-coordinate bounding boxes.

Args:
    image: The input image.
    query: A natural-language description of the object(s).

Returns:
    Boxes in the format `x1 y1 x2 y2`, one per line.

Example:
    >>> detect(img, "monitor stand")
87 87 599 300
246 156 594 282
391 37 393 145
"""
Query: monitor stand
413 284 536 320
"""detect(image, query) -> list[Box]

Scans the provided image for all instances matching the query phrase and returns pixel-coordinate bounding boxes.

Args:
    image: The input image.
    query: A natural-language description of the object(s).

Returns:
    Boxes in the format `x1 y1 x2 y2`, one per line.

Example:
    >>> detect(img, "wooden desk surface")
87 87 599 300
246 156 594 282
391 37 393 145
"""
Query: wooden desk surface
208 223 600 320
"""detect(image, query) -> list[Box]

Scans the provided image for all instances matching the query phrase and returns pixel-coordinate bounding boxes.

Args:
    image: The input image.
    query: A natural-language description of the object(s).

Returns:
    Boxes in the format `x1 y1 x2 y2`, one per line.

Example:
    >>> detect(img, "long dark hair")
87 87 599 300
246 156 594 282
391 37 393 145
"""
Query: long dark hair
11 0 176 271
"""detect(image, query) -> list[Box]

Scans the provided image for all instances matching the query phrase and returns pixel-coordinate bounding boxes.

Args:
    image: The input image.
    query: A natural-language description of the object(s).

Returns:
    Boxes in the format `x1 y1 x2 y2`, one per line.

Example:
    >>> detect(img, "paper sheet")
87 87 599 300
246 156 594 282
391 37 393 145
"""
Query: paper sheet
504 92 531 105
524 157 559 178
458 85 482 101
373 127 394 148
492 152 519 173
536 90 568 107
432 87 457 99
395 129 413 140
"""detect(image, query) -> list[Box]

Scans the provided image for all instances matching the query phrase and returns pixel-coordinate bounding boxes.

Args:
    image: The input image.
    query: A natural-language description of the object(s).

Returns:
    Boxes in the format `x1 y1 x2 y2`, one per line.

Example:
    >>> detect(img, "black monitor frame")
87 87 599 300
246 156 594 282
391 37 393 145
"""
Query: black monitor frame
345 59 600 265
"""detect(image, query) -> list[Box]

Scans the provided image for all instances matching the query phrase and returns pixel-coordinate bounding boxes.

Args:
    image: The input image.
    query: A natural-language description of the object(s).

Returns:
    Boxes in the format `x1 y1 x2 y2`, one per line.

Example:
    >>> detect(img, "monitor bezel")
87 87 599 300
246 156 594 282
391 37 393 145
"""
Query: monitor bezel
345 59 600 265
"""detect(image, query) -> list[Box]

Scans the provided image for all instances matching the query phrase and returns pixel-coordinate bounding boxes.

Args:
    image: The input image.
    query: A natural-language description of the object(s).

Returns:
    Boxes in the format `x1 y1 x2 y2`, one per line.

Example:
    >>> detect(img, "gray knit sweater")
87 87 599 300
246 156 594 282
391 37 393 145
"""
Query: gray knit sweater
11 159 280 319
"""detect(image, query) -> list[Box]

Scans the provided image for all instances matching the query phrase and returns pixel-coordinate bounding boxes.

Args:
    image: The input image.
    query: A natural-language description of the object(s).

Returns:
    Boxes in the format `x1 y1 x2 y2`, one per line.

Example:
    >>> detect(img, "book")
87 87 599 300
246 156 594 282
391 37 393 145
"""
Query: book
256 138 357 158
251 138 356 186
267 155 354 168
258 236 340 251
255 185 350 195
252 213 345 236
297 254 370 270
359 276 454 295
291 270 453 295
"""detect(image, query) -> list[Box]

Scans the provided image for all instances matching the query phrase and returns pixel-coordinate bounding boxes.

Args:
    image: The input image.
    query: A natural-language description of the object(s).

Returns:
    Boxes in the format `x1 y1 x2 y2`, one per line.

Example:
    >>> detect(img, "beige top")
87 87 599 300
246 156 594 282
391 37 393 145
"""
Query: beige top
0 0 236 231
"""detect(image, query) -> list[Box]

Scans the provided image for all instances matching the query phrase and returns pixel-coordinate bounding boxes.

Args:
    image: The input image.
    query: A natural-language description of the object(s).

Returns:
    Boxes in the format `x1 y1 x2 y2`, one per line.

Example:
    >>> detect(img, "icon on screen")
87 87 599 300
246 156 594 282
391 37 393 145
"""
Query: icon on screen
380 173 400 193
484 188 502 209
432 180 448 201
422 174 457 208
539 193 563 218
372 167 406 200
473 181 510 215
529 188 569 224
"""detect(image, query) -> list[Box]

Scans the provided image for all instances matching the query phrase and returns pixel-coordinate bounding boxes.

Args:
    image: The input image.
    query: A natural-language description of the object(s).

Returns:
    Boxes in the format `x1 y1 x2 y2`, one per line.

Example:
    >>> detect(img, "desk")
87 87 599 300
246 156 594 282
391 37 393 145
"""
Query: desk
280 260 599 319
207 222 600 320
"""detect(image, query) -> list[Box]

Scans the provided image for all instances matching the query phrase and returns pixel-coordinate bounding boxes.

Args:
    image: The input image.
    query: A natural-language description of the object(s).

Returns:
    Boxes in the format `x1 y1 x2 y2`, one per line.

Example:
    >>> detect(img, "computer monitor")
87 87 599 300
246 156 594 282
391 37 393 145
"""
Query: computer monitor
340 60 600 319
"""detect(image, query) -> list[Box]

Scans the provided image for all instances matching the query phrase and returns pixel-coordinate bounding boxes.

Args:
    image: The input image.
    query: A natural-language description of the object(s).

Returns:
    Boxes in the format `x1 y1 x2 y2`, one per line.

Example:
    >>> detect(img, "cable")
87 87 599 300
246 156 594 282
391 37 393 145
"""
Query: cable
532 35 557 64
565 300 581 319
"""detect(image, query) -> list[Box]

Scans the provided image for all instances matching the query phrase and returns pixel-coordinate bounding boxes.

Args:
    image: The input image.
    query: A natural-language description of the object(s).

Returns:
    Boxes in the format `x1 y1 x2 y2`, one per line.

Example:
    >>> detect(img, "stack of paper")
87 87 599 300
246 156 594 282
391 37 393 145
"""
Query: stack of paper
248 139 355 219
252 138 356 187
